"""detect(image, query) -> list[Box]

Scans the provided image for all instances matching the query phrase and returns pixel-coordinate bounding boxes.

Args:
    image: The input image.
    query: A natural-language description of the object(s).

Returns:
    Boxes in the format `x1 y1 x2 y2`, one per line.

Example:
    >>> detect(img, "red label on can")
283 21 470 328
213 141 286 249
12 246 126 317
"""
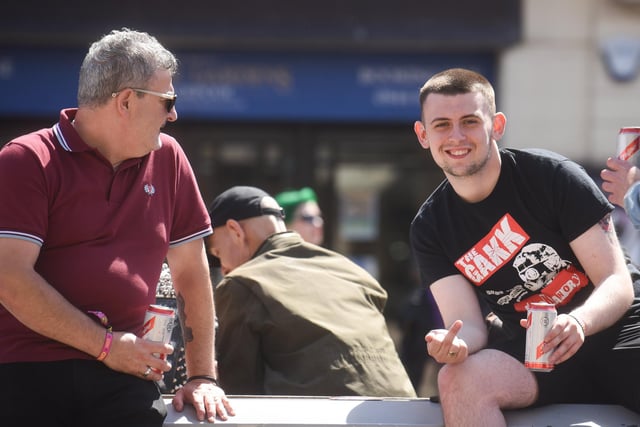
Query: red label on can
524 302 556 372
617 127 640 163
142 304 175 343
142 304 176 369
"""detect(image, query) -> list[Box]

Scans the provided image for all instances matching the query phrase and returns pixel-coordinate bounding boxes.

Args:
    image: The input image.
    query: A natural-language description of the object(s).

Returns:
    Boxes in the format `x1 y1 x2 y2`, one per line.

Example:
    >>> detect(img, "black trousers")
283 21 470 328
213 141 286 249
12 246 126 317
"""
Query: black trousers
490 302 640 412
0 359 166 427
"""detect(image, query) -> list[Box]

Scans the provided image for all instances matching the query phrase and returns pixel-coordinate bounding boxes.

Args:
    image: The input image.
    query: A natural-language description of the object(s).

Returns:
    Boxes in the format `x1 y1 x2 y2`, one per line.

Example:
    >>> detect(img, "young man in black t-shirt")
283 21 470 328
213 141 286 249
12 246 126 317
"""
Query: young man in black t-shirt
410 67 640 426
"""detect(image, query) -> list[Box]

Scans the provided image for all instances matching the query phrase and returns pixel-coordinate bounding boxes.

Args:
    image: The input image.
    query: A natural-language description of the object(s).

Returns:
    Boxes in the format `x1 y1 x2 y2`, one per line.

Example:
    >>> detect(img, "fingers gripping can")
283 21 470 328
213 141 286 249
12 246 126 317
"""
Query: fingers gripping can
617 127 640 165
142 304 175 363
524 302 556 372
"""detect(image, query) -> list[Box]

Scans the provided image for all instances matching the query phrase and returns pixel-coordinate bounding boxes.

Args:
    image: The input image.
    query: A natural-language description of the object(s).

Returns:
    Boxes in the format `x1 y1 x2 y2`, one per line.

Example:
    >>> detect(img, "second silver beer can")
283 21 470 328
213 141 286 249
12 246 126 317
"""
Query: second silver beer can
524 302 556 372
142 304 175 367
142 304 175 343
617 127 640 165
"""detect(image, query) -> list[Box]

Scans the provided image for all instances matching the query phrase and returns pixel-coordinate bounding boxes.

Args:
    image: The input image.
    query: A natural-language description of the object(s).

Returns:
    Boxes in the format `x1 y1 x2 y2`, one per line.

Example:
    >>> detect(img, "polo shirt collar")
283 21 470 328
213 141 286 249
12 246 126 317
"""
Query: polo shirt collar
53 108 93 153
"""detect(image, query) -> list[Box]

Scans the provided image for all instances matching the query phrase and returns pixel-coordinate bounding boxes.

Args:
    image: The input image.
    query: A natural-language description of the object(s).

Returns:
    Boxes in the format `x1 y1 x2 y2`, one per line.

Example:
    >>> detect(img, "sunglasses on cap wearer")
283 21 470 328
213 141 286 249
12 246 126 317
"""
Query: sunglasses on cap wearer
111 88 177 113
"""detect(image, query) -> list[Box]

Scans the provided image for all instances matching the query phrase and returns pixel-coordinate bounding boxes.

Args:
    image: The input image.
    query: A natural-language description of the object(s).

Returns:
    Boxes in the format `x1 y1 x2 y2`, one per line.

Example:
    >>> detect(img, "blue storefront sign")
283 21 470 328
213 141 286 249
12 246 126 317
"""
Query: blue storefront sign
0 48 494 122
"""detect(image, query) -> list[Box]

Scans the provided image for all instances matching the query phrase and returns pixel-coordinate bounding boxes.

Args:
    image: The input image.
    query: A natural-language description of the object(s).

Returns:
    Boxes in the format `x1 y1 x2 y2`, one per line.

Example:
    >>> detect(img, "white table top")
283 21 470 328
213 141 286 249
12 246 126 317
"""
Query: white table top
163 395 640 427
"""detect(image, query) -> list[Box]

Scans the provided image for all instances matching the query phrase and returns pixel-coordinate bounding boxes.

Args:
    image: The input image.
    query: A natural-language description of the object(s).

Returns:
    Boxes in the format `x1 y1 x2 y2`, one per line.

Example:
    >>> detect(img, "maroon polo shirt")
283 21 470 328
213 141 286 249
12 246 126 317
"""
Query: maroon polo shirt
0 108 212 363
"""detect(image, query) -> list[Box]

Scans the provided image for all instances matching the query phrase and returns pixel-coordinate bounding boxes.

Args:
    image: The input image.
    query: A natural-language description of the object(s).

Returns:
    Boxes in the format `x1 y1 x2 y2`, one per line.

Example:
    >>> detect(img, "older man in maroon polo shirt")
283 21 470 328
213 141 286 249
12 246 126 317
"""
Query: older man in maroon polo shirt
0 29 234 426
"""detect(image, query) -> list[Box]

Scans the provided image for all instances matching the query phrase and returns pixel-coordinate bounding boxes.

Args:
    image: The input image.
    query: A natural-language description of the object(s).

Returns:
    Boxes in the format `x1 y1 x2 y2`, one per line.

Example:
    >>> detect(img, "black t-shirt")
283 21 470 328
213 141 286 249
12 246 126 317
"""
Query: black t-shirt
410 148 613 338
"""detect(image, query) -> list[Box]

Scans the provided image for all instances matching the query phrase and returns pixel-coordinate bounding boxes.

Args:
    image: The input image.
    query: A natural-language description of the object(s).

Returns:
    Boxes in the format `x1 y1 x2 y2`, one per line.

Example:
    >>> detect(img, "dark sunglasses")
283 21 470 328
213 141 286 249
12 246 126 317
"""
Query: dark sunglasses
111 88 177 112
131 88 177 112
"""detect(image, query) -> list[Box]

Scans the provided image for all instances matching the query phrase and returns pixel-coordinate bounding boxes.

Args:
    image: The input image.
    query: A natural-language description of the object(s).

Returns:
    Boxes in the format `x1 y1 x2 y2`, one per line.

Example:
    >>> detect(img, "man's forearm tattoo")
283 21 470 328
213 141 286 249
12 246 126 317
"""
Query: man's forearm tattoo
177 292 194 343
599 213 616 244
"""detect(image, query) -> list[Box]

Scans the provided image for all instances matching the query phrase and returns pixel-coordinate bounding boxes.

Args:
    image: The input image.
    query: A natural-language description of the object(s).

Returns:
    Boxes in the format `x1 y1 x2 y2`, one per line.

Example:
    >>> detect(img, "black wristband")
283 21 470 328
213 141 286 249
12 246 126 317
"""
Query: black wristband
567 313 586 336
186 375 220 387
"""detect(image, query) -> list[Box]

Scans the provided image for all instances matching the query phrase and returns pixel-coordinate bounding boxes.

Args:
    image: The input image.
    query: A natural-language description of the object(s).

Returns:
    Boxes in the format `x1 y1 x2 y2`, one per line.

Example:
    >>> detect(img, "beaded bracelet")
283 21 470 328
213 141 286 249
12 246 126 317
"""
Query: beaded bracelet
88 310 111 328
186 375 220 387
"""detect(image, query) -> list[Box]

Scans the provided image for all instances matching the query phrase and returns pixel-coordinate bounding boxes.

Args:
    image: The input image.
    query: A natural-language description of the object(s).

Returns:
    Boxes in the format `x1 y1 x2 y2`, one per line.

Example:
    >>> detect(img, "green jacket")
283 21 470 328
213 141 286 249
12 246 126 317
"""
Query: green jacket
215 232 416 397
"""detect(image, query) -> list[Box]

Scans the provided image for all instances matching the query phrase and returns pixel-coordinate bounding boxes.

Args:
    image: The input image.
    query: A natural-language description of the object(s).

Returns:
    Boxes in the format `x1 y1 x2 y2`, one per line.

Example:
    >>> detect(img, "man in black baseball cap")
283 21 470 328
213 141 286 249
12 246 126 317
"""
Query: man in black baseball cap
205 185 416 398
209 186 285 229
207 186 284 270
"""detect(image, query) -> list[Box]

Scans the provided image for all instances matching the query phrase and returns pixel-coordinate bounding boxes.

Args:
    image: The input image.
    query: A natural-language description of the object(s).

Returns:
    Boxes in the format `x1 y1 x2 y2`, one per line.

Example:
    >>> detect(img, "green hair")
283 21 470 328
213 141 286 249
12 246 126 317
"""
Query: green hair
274 187 318 223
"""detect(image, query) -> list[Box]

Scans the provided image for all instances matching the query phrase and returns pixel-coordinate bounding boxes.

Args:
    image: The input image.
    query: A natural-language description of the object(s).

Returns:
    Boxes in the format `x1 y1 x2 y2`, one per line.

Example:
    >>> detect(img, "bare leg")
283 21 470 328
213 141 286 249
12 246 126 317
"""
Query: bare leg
438 349 537 427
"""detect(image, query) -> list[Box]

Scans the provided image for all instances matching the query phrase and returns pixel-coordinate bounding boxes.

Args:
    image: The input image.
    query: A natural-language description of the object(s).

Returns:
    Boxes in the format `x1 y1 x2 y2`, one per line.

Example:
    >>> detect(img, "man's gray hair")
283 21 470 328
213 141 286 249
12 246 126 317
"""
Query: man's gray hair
77 28 178 107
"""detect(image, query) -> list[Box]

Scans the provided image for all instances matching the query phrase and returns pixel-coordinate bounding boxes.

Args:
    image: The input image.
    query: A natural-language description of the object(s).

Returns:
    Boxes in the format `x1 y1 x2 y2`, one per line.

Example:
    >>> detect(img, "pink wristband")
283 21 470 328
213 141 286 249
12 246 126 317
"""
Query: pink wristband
88 310 114 362
97 330 113 361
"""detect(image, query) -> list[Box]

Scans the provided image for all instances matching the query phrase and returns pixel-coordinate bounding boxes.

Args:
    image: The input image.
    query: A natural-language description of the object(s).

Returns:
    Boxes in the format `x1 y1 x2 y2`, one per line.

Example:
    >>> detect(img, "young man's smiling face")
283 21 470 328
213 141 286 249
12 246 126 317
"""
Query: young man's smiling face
416 91 503 179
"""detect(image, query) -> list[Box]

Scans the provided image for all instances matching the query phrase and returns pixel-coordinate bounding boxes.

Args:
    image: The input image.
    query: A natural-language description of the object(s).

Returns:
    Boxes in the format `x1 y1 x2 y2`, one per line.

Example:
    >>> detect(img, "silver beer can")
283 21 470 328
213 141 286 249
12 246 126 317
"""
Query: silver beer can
524 302 556 372
142 304 175 364
617 127 640 165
